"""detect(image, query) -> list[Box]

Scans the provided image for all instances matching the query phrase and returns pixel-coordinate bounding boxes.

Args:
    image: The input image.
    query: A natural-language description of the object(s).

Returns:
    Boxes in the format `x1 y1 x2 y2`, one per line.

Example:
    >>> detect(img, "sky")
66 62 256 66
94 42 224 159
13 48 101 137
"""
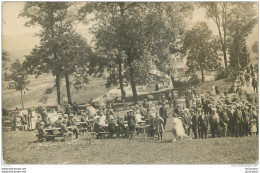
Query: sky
2 2 259 60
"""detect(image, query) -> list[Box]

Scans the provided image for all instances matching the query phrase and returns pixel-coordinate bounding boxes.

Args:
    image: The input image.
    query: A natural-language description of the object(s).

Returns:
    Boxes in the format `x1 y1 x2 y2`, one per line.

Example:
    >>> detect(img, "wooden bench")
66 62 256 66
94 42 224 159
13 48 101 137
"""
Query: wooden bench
36 133 71 142
97 132 110 139
79 128 88 134
3 127 11 132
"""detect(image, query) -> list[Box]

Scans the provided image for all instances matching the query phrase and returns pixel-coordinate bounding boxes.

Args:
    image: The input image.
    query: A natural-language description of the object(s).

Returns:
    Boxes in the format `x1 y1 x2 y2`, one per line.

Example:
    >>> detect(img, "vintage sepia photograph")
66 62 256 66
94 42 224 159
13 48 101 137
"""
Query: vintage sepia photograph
2 2 259 165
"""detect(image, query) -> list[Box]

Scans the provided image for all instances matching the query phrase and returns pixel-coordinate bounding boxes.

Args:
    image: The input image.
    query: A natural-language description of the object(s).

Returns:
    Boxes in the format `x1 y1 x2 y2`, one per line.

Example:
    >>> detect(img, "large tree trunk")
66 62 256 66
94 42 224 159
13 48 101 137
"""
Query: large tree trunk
129 67 138 104
118 2 126 101
20 89 24 109
200 68 205 83
118 61 125 101
171 76 175 90
56 74 61 105
216 19 229 77
50 9 62 105
65 73 72 105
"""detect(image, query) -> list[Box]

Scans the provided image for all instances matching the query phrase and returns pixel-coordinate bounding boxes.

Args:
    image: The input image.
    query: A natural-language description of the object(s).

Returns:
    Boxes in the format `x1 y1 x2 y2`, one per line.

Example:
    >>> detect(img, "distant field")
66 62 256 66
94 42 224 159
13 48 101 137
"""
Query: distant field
2 130 258 164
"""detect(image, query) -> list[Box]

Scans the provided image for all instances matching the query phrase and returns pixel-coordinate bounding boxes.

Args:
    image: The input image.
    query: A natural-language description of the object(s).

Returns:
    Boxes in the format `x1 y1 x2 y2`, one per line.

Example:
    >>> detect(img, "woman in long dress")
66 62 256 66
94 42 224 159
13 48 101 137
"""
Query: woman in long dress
30 108 37 130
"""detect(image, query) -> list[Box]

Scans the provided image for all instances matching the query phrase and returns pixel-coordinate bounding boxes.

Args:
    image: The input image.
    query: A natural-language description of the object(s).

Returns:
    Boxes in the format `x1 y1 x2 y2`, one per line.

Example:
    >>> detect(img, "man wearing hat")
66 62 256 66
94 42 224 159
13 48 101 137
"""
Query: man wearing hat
54 115 63 128
41 108 48 127
198 108 208 139
67 114 79 139
210 108 221 138
159 102 168 129
126 110 136 138
108 116 117 138
242 106 250 137
233 105 243 137
65 104 71 115
191 109 198 139
60 119 73 138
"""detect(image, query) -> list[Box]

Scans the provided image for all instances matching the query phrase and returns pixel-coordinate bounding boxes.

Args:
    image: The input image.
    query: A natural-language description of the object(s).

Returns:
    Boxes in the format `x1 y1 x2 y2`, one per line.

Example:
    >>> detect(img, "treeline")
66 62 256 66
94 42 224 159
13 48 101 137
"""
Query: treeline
3 2 258 107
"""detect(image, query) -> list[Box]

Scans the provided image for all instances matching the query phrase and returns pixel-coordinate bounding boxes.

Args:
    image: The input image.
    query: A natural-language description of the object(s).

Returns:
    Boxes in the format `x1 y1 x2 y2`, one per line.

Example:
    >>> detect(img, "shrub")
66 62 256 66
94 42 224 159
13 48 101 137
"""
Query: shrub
189 74 201 85
174 80 187 88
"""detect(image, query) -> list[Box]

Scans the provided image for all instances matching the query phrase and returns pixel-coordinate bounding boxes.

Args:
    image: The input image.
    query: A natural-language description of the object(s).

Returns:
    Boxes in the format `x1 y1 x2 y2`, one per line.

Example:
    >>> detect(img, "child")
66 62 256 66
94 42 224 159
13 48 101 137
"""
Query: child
250 119 257 137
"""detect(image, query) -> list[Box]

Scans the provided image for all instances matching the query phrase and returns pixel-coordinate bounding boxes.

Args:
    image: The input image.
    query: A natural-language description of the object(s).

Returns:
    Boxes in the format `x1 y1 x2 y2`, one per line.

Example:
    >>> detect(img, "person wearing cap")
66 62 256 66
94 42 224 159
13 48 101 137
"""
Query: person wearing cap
54 115 63 128
38 122 46 142
159 102 168 129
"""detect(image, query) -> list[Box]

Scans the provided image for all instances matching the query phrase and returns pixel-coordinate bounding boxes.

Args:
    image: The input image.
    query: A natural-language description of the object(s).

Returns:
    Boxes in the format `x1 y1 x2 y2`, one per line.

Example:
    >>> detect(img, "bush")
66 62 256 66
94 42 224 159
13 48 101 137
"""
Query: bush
174 80 187 88
215 70 227 81
189 74 201 85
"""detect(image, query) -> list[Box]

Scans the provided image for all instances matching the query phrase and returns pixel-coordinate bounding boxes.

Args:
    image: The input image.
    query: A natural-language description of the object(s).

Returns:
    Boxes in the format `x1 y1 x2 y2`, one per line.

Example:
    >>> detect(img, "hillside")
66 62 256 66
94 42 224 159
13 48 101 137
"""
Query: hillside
2 76 108 110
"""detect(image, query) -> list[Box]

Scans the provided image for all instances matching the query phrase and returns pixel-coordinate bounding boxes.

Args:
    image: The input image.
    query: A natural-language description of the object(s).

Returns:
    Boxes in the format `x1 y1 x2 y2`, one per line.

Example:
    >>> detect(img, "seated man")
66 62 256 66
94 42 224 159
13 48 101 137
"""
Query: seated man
38 122 47 142
117 116 126 135
93 117 106 138
60 120 73 138
108 117 117 137
67 115 79 139
54 116 63 128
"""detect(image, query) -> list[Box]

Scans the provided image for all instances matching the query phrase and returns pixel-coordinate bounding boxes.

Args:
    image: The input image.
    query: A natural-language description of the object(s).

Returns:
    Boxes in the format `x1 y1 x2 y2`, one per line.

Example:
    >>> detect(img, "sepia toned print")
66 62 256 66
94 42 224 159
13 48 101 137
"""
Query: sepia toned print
2 2 258 164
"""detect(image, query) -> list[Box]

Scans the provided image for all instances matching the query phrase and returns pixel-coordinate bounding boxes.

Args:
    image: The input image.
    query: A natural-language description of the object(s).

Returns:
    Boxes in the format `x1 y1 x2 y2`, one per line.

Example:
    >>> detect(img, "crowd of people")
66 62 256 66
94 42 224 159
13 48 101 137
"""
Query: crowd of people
4 64 258 141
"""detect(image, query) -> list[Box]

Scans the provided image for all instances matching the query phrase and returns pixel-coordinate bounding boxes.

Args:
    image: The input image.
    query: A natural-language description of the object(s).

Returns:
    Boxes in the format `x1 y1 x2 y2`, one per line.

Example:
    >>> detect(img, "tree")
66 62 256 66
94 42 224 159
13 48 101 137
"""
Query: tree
183 22 222 83
8 59 30 109
252 41 258 55
20 2 70 105
21 2 93 105
227 2 258 70
2 50 10 81
79 2 193 103
198 2 257 76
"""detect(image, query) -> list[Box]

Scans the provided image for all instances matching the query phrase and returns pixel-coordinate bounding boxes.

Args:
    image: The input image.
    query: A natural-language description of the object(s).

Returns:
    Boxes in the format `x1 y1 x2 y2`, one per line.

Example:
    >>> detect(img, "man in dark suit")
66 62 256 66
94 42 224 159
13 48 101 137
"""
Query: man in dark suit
159 103 168 129
126 111 136 138
191 109 198 139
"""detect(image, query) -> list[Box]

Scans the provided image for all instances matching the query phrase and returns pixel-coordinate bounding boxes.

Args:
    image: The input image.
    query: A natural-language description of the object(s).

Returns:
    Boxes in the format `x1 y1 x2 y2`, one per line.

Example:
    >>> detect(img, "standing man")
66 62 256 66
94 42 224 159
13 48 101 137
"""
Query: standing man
126 110 136 139
191 109 198 139
41 108 48 127
159 103 168 129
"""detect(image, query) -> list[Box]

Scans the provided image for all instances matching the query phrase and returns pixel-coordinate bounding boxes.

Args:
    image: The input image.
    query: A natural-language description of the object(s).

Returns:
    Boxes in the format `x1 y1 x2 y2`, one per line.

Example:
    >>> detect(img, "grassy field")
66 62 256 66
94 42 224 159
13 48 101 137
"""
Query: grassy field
2 130 258 164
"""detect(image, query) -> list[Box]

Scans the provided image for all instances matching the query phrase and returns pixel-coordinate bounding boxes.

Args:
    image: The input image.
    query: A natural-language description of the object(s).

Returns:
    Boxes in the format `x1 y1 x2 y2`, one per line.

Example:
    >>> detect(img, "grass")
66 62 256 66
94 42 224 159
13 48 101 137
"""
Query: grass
3 130 258 164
